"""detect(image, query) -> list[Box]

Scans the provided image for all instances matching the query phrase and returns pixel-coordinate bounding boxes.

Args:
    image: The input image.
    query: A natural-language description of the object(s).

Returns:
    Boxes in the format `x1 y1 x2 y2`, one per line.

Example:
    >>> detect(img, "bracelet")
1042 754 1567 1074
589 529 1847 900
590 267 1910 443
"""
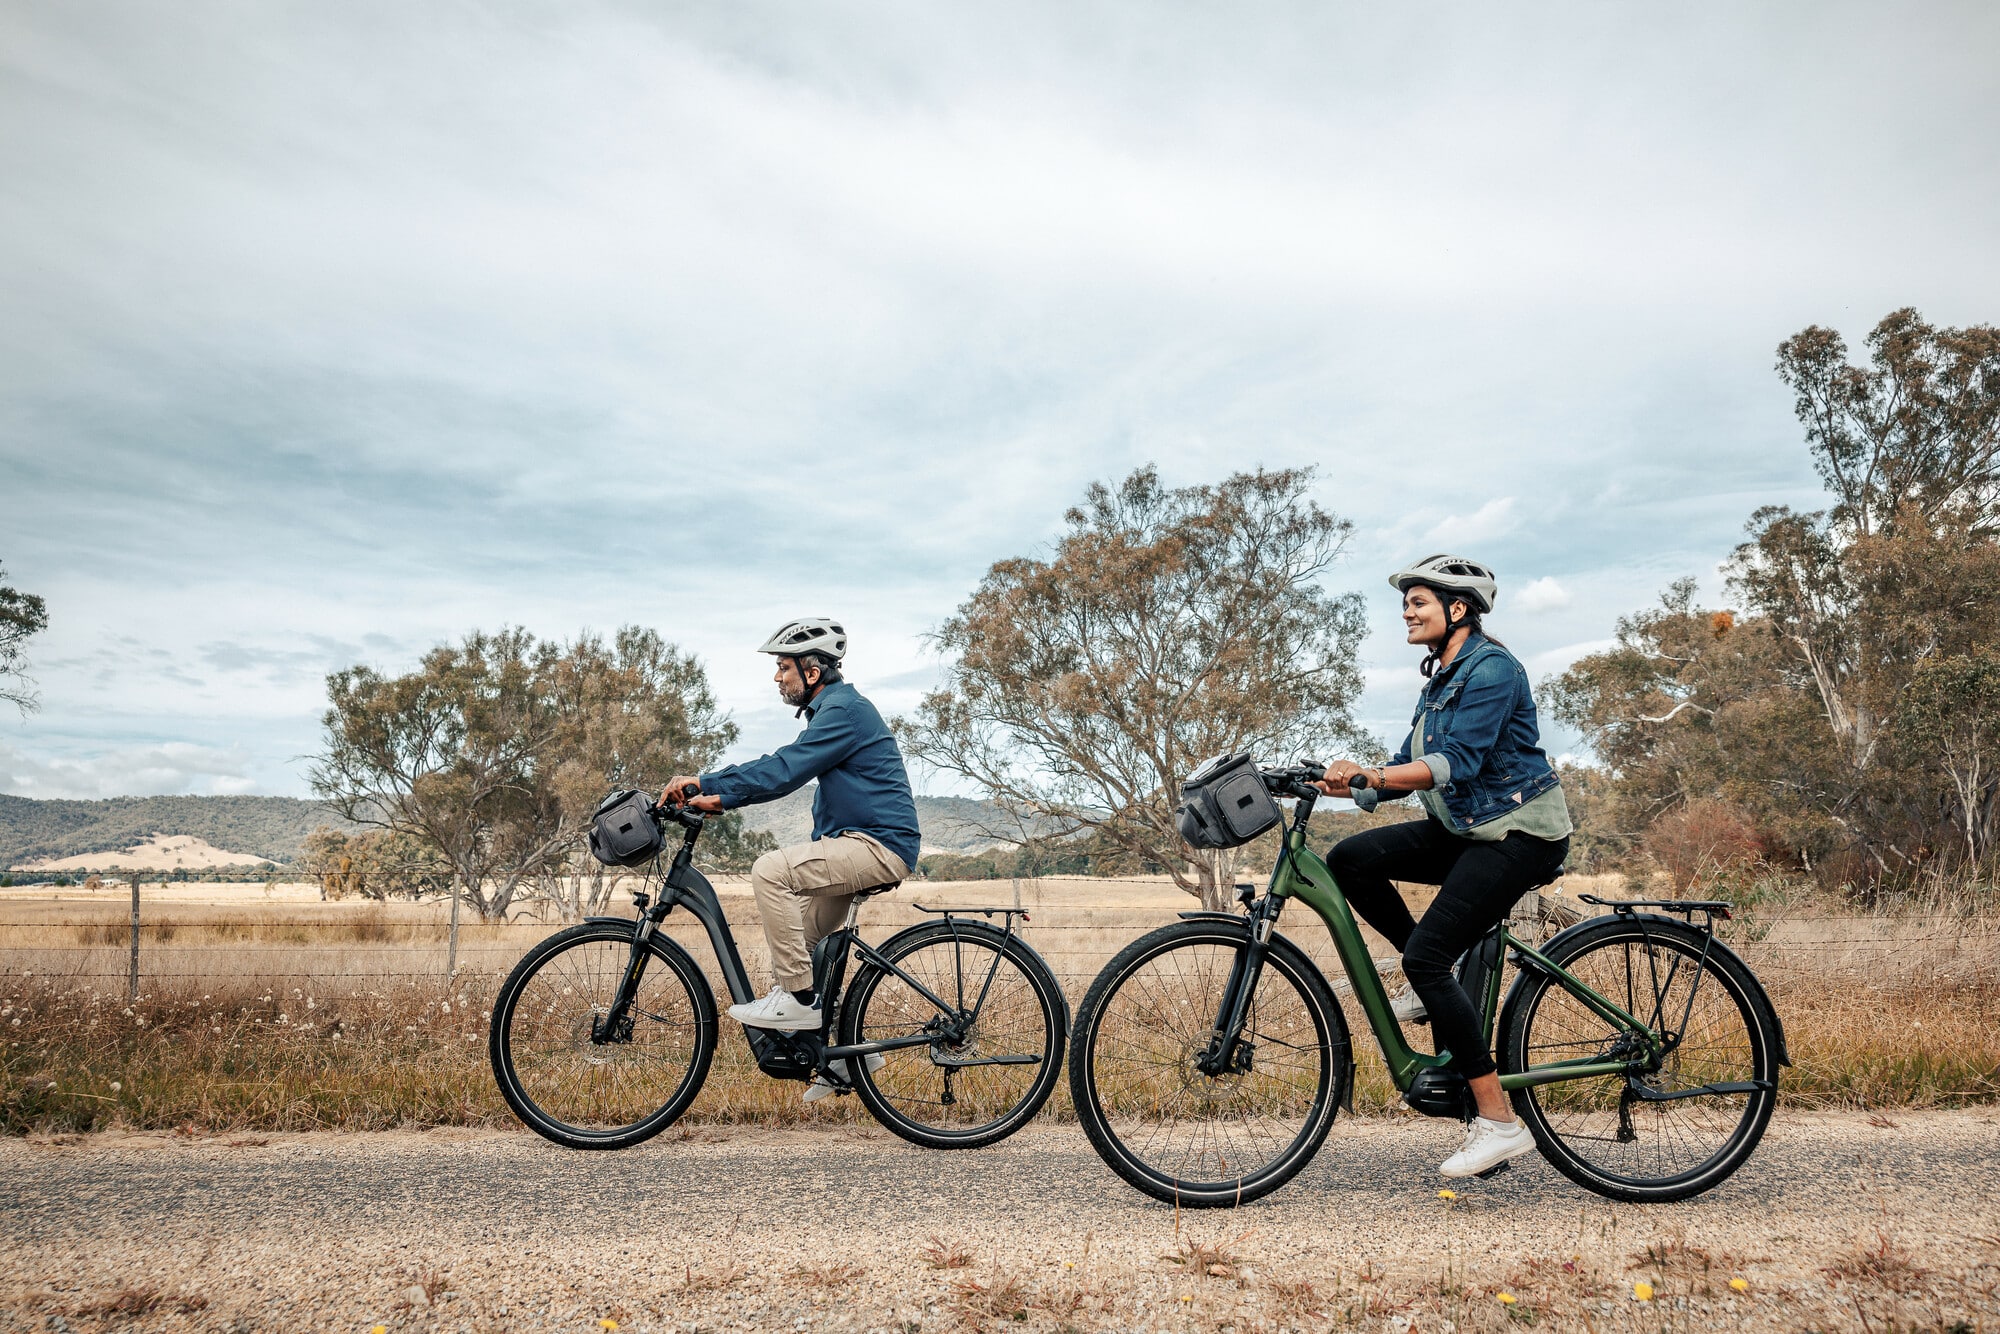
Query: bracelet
1373 766 1388 789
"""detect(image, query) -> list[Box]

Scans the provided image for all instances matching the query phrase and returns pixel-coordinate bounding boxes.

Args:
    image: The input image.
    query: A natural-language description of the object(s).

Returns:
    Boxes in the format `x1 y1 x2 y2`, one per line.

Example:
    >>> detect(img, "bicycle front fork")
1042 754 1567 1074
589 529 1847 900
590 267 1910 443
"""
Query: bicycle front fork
1196 895 1286 1077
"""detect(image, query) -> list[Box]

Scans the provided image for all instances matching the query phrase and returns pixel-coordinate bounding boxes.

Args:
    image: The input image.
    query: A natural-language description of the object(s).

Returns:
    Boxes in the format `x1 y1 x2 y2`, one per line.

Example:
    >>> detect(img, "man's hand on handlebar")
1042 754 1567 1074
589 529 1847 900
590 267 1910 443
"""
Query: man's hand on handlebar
659 776 724 814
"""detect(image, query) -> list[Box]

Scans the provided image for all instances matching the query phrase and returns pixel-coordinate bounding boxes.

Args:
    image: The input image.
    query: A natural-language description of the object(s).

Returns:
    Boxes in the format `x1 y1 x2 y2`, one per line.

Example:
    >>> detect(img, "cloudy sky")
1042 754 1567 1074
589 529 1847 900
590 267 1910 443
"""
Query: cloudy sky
3 2 1997 799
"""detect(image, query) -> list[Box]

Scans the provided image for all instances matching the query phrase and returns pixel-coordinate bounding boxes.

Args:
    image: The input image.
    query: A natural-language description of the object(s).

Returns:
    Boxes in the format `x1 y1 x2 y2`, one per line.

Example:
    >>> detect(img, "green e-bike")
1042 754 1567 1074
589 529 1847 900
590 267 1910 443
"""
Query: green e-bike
1067 765 1786 1206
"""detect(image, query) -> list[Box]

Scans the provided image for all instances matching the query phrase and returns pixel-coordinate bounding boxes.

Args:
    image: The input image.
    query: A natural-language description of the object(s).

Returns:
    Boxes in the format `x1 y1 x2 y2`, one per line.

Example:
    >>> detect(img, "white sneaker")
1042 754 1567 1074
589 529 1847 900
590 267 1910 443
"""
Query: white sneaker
1439 1115 1535 1178
802 1053 887 1105
727 986 822 1032
1390 986 1428 1023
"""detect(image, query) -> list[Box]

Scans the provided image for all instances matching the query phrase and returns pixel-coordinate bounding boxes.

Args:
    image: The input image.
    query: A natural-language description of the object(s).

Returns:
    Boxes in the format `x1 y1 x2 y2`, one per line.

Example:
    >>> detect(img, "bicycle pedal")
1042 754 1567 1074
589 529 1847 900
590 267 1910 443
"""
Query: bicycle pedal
1473 1160 1512 1180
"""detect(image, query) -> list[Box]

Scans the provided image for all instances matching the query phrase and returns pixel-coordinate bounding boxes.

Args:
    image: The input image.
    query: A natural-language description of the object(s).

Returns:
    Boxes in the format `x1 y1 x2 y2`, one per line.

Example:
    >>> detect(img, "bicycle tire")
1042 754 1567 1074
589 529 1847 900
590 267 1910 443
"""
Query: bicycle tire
1499 914 1780 1202
490 921 717 1150
839 920 1068 1149
1068 918 1349 1207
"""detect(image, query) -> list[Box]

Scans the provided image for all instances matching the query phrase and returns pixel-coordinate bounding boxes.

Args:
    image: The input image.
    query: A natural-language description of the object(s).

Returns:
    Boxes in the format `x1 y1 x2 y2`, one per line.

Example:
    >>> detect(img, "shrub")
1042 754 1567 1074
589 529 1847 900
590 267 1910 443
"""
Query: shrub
1643 798 1763 891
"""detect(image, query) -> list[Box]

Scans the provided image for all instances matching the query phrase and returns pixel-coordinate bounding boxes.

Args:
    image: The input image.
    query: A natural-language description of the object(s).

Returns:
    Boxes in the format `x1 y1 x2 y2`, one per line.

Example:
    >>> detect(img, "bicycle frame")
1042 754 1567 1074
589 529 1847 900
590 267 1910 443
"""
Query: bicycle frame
591 812 1039 1079
1229 791 1661 1097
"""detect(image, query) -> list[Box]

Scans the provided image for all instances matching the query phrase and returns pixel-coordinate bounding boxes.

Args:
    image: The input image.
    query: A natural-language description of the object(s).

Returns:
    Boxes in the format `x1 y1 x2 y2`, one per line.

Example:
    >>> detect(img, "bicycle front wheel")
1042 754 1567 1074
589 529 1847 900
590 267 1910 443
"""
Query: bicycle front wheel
1068 919 1348 1207
490 921 717 1150
840 920 1068 1149
1500 914 1780 1202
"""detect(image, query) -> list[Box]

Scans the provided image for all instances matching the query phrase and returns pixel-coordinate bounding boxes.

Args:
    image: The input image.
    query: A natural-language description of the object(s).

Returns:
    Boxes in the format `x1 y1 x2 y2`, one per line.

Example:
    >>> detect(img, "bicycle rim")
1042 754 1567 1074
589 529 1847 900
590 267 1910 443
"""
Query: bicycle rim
492 925 715 1148
844 926 1063 1148
1509 922 1775 1200
1075 924 1341 1205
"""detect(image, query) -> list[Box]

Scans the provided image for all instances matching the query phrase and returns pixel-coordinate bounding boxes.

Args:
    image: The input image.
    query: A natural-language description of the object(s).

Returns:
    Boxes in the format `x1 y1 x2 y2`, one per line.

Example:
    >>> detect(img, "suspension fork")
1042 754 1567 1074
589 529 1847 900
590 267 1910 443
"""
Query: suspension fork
1197 895 1285 1076
590 841 693 1044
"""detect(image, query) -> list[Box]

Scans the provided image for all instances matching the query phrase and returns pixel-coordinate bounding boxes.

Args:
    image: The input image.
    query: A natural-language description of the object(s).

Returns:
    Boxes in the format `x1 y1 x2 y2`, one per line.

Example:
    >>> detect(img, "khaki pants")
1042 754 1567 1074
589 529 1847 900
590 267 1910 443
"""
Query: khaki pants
750 833 909 992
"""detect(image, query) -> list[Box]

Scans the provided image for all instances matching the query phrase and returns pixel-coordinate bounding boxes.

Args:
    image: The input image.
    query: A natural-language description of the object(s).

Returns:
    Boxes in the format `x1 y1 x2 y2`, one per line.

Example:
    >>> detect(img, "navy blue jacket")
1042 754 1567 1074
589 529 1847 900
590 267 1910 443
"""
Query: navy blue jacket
698 681 922 871
1391 634 1561 829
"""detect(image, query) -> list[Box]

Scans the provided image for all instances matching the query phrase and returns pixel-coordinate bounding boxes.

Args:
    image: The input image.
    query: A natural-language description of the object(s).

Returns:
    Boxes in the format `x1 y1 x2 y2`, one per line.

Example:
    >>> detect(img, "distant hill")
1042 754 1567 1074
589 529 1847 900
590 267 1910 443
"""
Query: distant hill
736 786 1020 854
0 788 1018 869
0 794 355 869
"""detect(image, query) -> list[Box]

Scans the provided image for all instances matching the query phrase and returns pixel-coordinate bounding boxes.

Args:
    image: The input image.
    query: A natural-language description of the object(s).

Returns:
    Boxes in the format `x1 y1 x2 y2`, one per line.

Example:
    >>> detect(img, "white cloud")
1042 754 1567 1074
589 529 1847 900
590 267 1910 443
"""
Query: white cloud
0 741 258 800
1421 497 1518 550
1525 638 1618 680
1512 576 1572 613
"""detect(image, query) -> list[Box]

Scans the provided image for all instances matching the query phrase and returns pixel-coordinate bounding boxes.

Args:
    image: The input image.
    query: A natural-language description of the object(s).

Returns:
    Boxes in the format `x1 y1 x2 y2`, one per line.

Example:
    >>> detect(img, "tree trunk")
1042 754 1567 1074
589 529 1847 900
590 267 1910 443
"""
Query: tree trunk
1194 848 1241 912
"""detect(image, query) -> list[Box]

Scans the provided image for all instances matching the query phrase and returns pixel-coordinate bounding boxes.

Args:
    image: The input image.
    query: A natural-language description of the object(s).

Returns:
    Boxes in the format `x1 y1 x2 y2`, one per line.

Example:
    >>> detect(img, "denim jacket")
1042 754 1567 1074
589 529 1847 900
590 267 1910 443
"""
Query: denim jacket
1390 633 1560 830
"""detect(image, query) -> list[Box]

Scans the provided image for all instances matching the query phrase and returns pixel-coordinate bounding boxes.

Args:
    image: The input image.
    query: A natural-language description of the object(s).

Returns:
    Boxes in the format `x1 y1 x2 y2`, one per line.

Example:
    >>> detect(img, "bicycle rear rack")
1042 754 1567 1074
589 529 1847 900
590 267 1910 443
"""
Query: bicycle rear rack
1578 893 1732 929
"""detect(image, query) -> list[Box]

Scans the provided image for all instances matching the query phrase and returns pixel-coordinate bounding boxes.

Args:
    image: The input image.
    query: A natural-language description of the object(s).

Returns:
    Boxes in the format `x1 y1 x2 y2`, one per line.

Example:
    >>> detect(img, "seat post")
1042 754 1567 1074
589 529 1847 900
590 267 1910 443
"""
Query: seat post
843 885 895 932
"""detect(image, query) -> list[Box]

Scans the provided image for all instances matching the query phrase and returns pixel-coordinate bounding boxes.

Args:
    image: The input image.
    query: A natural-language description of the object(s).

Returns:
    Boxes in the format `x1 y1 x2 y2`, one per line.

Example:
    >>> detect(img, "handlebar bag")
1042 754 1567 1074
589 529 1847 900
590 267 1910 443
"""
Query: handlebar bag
588 788 666 868
1176 752 1281 850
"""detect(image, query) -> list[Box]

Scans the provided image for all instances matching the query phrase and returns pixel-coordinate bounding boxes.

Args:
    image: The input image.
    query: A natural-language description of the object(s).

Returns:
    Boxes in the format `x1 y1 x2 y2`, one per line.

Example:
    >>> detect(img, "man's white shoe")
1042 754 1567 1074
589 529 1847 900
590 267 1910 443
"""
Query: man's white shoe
802 1053 887 1105
1390 986 1429 1024
1439 1115 1535 1178
727 986 822 1032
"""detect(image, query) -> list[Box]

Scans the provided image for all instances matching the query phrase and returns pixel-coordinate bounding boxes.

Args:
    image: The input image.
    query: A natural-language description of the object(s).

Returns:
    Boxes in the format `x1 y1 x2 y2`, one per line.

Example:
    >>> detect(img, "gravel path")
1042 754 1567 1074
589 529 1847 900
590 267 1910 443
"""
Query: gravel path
6 1110 1999 1332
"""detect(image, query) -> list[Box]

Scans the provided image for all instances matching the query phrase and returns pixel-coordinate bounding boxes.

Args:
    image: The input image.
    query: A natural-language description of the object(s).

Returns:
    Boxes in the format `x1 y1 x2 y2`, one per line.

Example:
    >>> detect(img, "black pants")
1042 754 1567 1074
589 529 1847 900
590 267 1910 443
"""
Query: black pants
1328 818 1568 1079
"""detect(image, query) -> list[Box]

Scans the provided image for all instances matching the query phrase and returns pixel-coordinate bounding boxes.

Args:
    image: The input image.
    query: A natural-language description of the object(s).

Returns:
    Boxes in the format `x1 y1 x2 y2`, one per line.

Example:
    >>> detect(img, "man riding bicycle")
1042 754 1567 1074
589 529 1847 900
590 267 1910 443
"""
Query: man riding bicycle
660 618 922 1068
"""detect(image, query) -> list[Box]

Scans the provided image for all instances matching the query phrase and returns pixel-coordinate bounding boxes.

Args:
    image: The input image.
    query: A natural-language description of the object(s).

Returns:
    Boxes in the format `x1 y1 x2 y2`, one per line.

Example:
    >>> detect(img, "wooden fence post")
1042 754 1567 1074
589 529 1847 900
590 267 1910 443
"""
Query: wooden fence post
127 871 143 1002
447 876 461 980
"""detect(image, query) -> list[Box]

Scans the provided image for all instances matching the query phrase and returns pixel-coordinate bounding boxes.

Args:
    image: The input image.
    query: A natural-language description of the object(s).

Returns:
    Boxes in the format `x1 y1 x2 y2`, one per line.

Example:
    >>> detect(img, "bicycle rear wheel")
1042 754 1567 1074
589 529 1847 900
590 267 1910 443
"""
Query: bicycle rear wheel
490 921 717 1149
1068 919 1348 1207
1499 915 1779 1202
839 920 1067 1149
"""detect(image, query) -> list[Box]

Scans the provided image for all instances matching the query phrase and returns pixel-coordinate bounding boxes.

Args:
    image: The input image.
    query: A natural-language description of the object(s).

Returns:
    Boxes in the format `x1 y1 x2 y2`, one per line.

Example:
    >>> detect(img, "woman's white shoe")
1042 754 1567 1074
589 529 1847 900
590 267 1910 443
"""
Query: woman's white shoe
1439 1115 1535 1178
1389 986 1429 1023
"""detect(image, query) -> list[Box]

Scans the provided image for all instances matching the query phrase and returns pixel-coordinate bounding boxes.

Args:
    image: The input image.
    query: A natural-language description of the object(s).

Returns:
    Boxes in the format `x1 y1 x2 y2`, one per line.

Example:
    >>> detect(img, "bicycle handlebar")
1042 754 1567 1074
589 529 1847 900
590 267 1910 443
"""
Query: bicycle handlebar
651 800 706 832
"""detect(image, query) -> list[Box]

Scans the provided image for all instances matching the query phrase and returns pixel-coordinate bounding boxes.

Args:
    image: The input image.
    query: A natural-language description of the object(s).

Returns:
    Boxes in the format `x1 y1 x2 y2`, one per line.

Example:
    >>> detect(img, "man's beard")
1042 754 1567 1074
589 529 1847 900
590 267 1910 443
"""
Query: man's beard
780 680 811 707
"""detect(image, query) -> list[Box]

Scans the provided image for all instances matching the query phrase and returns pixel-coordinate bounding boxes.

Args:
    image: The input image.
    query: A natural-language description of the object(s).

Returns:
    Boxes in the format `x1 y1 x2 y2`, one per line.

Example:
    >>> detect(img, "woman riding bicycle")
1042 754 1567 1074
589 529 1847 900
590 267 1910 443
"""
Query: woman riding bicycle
1317 554 1571 1180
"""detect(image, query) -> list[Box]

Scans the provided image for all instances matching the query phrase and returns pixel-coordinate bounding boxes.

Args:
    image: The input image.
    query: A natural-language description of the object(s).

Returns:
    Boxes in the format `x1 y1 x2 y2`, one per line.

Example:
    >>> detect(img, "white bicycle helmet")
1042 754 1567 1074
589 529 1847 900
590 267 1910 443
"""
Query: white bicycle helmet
1388 554 1498 613
757 617 848 663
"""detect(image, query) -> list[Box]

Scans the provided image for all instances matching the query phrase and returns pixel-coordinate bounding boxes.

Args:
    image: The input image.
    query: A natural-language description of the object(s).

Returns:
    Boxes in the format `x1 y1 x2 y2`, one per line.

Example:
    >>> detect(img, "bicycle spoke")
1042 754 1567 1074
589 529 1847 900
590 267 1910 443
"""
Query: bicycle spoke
1512 925 1771 1198
497 930 709 1141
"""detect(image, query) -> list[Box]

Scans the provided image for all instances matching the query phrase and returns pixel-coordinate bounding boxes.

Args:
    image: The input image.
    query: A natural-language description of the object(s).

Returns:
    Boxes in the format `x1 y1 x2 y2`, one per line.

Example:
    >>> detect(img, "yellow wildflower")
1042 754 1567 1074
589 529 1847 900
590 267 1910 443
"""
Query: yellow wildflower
1496 1292 1517 1305
372 1327 387 1334
1437 1189 1457 1200
600 1321 620 1331
1729 1277 1749 1293
1633 1281 1654 1302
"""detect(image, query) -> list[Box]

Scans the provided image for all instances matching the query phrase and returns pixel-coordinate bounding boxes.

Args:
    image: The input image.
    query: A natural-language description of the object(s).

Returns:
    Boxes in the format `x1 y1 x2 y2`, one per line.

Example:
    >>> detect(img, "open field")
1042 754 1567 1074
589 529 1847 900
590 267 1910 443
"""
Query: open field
4 1112 1998 1333
3 875 1997 1135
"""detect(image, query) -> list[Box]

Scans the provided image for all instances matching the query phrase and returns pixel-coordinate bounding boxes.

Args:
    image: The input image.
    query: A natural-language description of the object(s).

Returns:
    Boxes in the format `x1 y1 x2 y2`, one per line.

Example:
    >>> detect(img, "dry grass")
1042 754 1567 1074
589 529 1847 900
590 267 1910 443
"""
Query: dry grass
920 1236 976 1271
3 889 1997 1134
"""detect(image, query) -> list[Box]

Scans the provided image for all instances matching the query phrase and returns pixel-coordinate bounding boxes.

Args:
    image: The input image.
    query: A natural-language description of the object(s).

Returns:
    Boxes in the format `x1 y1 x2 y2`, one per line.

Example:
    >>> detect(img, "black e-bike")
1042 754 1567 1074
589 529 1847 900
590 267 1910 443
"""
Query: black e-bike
491 802 1068 1150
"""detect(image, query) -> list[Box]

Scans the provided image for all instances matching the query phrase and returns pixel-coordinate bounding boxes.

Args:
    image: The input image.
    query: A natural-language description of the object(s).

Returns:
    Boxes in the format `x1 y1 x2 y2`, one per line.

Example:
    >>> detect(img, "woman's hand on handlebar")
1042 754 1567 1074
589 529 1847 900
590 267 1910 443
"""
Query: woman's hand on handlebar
659 776 724 814
1314 760 1370 797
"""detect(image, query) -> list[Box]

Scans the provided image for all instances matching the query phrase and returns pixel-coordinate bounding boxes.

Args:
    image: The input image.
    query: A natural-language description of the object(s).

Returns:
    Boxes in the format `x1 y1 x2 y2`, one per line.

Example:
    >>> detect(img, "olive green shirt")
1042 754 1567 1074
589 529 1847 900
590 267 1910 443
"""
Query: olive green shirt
1410 723 1573 842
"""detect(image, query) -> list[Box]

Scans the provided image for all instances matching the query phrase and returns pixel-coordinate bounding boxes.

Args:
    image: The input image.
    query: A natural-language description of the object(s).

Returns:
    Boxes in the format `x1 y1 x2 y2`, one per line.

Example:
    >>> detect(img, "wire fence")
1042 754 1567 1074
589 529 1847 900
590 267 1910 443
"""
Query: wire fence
5 898 1994 1004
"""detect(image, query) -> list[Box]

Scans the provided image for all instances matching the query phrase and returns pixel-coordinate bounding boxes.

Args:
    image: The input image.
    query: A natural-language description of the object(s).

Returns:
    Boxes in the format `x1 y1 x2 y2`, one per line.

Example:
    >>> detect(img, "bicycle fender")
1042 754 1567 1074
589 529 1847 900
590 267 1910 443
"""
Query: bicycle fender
1176 911 1247 924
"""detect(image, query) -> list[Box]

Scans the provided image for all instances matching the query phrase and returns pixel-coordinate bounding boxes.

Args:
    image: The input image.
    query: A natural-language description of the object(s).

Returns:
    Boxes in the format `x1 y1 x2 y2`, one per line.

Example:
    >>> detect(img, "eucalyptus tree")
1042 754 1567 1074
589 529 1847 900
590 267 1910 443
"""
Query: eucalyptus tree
901 465 1368 910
